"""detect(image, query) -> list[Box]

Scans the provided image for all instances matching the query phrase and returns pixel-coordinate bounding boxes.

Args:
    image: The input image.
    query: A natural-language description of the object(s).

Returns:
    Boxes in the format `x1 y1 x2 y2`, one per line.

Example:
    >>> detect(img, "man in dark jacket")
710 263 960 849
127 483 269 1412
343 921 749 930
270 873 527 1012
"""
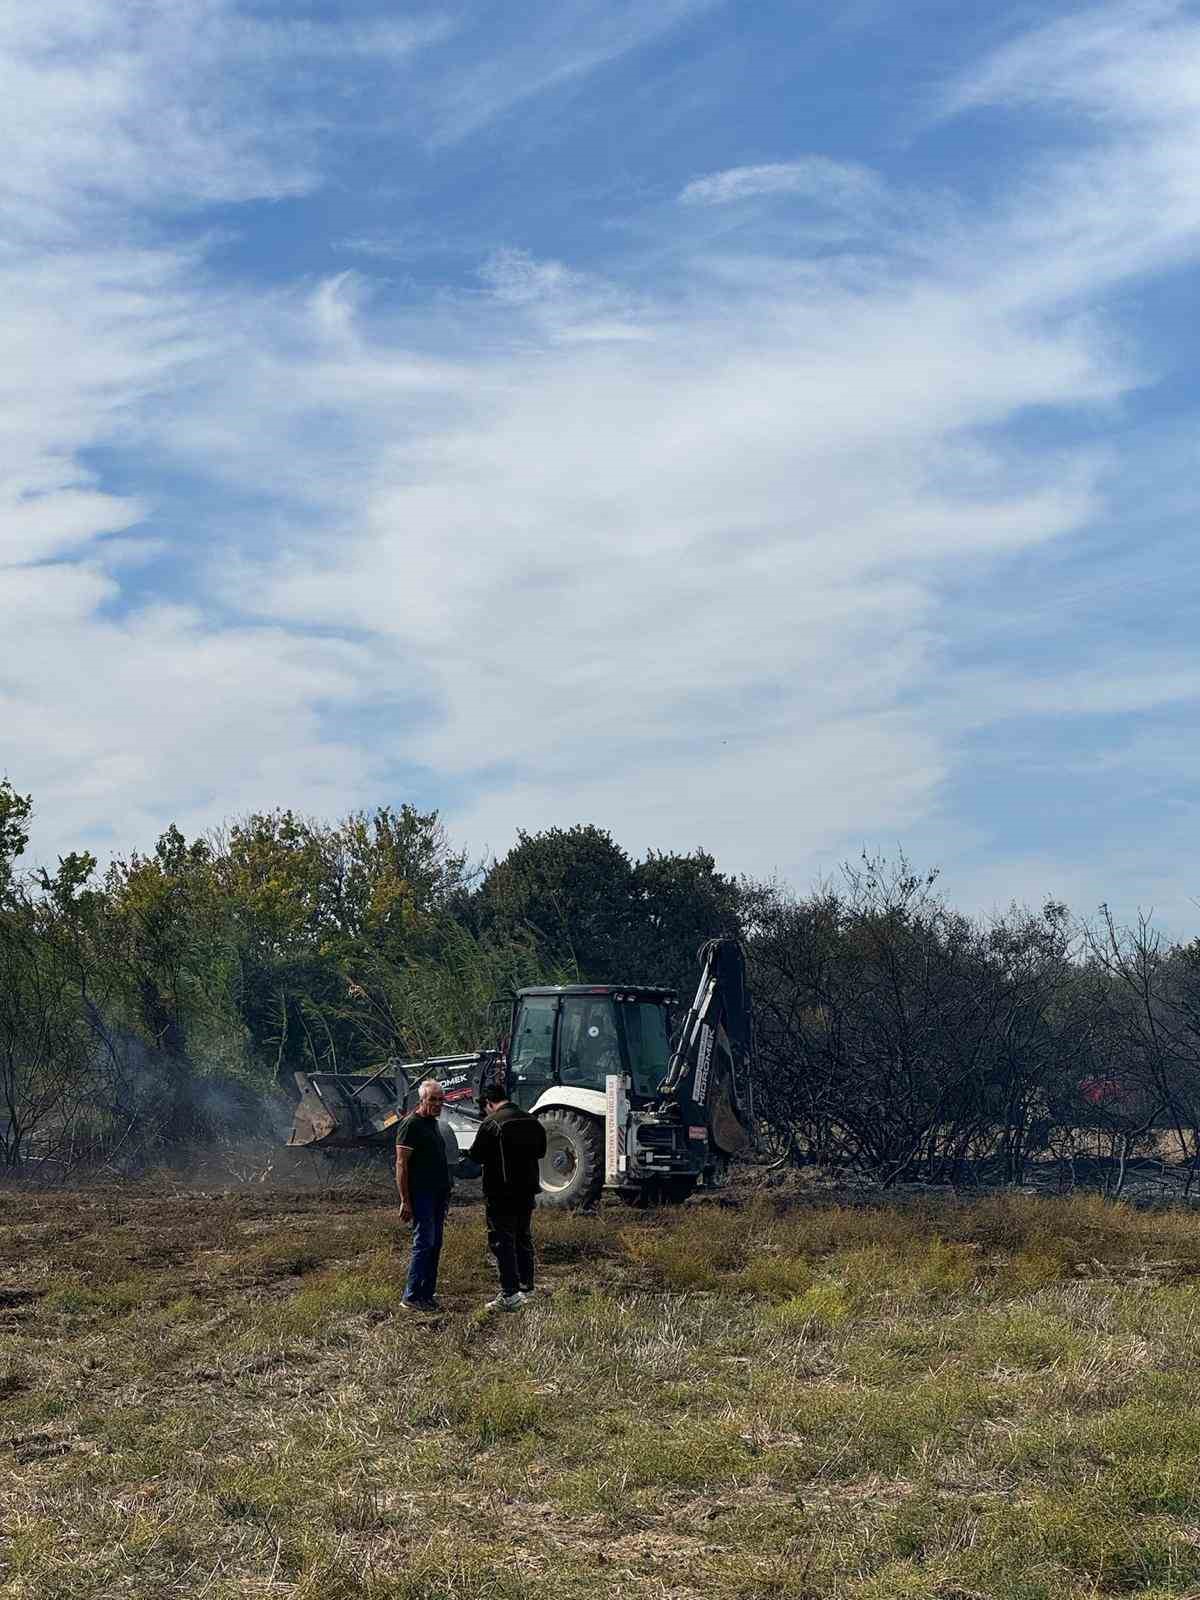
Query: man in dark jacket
467 1082 547 1310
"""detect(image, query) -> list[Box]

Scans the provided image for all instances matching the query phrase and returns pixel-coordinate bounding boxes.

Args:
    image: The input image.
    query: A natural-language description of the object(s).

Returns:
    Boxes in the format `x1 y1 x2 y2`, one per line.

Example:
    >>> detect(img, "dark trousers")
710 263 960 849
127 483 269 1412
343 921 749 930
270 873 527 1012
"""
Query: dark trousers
404 1189 448 1304
485 1196 536 1296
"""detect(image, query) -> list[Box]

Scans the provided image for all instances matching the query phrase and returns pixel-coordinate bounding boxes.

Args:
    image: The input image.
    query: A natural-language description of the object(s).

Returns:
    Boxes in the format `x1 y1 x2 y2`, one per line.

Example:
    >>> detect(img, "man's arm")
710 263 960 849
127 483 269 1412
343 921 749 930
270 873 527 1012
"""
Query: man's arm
466 1121 493 1164
395 1140 413 1222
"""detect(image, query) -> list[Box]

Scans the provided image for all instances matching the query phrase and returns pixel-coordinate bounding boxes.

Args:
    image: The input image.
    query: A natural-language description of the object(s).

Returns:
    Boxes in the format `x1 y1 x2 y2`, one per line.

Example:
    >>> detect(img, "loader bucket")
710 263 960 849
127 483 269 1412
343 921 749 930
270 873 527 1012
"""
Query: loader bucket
288 1074 340 1147
286 1069 405 1150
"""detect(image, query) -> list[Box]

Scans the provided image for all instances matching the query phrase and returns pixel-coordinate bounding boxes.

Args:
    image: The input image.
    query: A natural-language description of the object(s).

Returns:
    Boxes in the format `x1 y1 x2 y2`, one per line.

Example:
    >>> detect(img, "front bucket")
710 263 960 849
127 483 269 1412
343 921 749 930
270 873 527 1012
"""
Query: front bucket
287 1073 340 1147
286 1070 403 1149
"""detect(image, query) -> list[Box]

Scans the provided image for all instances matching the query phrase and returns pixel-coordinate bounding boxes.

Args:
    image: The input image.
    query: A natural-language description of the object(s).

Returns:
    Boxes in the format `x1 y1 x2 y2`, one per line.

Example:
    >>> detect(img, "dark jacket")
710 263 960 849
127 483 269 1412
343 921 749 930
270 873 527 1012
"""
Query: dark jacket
467 1102 547 1206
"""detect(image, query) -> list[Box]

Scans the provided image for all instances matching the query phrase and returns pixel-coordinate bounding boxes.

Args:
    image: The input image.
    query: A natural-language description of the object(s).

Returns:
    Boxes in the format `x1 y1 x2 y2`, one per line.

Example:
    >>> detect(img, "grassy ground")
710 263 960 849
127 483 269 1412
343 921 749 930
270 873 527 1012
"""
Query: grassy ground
5 1177 1200 1599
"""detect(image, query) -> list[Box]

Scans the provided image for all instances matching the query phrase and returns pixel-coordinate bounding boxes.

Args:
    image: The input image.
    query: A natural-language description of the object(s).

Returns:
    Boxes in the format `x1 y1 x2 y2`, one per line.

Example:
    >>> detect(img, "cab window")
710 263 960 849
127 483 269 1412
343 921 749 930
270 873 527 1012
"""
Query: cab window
558 997 622 1090
509 997 557 1108
618 1000 672 1097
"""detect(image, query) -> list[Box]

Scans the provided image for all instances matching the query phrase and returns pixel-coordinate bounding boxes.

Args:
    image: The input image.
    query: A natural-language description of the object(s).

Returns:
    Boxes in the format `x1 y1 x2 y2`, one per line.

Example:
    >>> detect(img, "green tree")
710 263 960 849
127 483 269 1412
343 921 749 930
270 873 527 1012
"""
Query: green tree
0 788 94 1167
629 849 743 996
0 778 32 901
478 824 637 979
204 805 472 1081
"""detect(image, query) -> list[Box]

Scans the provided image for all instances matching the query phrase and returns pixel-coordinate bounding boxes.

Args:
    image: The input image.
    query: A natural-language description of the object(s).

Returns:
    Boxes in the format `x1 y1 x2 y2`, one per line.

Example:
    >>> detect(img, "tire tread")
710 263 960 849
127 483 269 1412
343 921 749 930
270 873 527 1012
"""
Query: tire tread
535 1109 604 1210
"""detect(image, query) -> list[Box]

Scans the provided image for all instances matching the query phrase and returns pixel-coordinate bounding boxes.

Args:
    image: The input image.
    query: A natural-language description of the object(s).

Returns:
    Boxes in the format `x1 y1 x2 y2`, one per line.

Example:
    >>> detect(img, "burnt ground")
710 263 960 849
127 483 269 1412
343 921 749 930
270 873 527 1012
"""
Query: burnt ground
5 1170 1200 1597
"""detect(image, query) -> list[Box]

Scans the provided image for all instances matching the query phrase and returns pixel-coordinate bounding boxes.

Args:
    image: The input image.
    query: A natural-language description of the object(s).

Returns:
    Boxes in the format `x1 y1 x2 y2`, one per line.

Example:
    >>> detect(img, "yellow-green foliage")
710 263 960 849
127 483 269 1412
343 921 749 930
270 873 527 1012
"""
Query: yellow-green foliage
618 1419 754 1488
464 1380 543 1446
770 1280 849 1330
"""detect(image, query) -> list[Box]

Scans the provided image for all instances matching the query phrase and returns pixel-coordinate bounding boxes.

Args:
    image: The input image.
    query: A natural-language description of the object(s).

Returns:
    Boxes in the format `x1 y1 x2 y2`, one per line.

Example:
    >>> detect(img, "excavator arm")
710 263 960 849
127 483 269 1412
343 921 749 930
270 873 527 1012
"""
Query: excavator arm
658 937 755 1156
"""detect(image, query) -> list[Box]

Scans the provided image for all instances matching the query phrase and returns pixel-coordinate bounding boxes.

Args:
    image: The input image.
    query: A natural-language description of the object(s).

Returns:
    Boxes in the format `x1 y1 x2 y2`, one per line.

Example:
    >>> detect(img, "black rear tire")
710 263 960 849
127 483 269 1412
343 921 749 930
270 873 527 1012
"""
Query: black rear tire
535 1110 604 1210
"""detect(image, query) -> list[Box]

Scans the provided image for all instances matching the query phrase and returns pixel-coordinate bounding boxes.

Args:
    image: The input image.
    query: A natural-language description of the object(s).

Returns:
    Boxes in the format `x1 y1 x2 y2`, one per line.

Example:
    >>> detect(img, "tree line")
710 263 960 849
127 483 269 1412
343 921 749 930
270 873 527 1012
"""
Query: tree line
2 775 1199 1188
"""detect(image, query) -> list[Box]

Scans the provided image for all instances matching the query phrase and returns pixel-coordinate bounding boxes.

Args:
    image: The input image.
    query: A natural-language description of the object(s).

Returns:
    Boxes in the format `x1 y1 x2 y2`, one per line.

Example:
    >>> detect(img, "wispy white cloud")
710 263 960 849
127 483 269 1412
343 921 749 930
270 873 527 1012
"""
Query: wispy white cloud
335 228 462 263
943 0 1191 124
0 239 205 552
680 158 887 210
0 563 375 852
416 0 723 144
936 656 1200 728
0 1 449 236
225 15 454 63
5 0 1200 928
209 2 1200 897
0 2 412 854
937 0 1200 308
478 249 653 343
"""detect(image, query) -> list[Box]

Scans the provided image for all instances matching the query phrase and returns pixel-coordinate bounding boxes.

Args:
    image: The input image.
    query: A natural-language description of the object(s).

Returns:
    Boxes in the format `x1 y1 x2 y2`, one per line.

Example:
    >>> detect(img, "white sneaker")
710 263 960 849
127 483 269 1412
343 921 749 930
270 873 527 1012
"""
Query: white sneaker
486 1292 527 1312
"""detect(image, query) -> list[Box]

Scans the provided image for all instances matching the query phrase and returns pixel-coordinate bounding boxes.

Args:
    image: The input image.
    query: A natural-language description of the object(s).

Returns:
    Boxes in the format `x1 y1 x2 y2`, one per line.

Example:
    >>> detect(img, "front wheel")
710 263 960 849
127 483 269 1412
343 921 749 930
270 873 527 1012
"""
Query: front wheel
535 1110 604 1210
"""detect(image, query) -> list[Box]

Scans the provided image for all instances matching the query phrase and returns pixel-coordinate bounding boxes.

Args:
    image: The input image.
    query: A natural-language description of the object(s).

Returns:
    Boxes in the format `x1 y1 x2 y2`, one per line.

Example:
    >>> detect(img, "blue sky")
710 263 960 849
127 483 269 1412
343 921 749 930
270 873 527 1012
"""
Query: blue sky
3 0 1200 924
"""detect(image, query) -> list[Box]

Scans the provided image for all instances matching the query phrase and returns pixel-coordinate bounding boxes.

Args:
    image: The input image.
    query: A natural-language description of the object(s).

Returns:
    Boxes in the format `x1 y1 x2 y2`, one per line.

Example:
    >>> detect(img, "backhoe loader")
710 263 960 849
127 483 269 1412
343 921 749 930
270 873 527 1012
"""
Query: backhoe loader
286 937 754 1208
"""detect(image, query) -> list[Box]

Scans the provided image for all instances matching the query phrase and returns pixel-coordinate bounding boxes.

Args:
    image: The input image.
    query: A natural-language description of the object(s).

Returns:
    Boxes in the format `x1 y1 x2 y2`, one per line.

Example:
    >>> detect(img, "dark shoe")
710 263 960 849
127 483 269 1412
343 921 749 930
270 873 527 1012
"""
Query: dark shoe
402 1297 435 1312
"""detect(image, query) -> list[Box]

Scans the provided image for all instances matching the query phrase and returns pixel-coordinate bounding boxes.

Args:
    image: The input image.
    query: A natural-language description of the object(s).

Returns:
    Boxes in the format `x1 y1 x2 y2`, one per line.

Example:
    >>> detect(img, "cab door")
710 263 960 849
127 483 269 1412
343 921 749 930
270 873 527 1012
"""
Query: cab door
508 996 558 1110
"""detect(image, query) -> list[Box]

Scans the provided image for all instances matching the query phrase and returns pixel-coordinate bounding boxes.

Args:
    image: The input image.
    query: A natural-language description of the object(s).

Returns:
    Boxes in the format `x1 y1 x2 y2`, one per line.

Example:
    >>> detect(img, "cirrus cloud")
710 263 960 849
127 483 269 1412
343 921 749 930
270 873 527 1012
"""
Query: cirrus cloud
4 0 1200 933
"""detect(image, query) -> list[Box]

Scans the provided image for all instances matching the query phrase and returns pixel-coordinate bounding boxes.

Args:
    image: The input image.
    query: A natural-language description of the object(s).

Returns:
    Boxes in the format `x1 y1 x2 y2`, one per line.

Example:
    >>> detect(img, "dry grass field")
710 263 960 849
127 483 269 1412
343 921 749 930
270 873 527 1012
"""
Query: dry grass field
5 1174 1200 1599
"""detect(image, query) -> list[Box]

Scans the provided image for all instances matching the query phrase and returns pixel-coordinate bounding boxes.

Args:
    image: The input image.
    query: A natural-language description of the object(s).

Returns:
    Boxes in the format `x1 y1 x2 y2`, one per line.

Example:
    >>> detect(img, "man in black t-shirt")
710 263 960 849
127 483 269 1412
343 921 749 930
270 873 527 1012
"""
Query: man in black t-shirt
467 1082 547 1310
395 1079 451 1310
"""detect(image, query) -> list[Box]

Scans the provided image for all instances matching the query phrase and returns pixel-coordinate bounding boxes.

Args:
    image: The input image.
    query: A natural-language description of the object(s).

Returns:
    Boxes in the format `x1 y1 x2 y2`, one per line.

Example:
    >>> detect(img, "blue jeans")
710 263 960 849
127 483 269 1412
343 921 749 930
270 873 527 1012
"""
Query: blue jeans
404 1190 449 1304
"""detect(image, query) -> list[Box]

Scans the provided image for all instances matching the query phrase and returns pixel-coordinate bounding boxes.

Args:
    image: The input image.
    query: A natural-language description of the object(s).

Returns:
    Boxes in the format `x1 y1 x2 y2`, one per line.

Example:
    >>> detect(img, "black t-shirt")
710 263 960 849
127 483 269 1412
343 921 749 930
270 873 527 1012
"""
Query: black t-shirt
396 1111 451 1197
467 1103 547 1204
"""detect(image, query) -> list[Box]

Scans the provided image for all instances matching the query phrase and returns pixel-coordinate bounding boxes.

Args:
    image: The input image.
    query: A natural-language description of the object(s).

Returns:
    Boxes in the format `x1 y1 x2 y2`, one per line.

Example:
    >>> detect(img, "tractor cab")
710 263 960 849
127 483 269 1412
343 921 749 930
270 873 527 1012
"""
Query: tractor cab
505 985 676 1110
